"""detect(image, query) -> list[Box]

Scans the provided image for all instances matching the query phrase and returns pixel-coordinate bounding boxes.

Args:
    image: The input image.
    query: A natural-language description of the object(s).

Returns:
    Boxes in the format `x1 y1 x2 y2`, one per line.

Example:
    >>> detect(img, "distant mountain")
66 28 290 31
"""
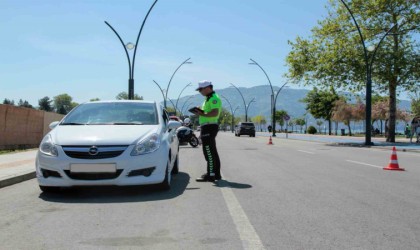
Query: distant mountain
171 85 411 125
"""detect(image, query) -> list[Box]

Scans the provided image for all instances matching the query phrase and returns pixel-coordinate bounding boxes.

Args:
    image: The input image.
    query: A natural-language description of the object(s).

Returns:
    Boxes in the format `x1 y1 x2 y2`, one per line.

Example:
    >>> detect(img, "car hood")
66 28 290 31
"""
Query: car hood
51 125 159 146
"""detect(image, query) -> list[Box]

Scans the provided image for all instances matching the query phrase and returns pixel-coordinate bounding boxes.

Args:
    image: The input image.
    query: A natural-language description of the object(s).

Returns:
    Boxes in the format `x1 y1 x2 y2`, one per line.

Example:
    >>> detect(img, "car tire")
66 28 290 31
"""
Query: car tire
158 160 171 190
171 154 179 175
39 185 60 193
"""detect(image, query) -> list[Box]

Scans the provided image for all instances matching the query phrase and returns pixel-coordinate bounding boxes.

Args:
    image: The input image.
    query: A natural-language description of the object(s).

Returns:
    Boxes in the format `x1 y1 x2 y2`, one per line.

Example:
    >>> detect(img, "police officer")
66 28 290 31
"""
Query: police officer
192 80 222 182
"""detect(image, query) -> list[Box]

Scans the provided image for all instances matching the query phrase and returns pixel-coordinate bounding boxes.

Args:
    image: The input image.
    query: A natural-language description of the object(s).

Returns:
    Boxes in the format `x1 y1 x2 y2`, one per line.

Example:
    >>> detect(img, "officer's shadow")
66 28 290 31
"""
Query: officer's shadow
214 179 252 189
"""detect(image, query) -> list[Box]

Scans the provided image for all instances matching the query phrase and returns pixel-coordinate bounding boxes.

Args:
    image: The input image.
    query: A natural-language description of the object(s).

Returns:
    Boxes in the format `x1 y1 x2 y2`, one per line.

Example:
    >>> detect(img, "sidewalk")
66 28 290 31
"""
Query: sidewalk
0 150 37 188
256 132 420 151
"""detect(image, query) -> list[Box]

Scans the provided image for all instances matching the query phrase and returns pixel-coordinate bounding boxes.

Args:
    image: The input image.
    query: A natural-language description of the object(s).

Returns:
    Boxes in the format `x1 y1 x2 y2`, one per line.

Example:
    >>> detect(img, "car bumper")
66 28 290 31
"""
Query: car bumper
238 130 255 135
36 145 168 187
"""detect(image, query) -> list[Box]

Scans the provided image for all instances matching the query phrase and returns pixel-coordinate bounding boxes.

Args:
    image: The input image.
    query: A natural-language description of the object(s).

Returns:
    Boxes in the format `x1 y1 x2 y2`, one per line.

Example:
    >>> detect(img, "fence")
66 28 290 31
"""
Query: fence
0 105 64 150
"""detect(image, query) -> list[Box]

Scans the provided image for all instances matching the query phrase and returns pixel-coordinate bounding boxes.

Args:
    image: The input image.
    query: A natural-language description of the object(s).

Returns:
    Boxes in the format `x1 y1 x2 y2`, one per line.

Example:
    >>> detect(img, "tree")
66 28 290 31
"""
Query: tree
90 98 100 102
275 110 288 131
410 89 420 117
286 0 420 142
38 96 53 112
18 99 33 109
252 115 267 131
115 92 143 100
316 120 324 134
332 99 355 136
288 120 295 132
294 118 306 133
3 99 15 105
218 108 233 130
301 87 340 135
53 94 77 115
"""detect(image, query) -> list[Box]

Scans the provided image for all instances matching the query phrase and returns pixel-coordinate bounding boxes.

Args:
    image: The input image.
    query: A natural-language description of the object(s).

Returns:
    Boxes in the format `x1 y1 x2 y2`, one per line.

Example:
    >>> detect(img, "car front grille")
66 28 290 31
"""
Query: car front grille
64 170 123 180
62 146 128 159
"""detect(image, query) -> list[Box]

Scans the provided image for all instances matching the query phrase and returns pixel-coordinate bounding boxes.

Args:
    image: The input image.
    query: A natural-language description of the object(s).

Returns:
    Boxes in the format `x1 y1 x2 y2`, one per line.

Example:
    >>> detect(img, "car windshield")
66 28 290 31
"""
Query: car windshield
242 123 255 127
61 102 158 125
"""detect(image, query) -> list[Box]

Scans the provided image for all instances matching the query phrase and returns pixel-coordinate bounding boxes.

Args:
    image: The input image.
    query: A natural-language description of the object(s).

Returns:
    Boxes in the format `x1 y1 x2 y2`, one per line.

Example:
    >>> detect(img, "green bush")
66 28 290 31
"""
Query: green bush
307 126 317 134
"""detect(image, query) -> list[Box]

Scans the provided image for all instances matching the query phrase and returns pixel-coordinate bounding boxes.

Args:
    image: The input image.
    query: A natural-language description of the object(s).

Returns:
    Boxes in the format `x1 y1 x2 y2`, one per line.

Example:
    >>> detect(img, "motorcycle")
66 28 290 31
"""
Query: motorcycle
176 125 199 147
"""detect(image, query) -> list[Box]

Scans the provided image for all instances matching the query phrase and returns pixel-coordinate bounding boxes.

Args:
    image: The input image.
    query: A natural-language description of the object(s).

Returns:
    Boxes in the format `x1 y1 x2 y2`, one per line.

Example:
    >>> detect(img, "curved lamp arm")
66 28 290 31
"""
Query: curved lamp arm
132 0 159 79
104 21 132 79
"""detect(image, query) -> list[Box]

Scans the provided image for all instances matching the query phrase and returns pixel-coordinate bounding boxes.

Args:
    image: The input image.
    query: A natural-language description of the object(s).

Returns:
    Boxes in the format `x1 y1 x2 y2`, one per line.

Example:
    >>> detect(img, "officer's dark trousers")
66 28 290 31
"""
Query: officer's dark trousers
200 124 221 177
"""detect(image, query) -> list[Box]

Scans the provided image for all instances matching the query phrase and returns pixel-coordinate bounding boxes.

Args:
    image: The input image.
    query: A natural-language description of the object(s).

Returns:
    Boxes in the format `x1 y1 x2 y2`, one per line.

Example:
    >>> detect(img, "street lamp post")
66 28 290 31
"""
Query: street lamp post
153 80 176 110
272 82 289 137
245 98 256 122
249 59 277 137
221 95 240 133
104 0 159 100
163 58 192 109
230 83 255 122
175 82 192 115
180 95 195 116
339 0 406 145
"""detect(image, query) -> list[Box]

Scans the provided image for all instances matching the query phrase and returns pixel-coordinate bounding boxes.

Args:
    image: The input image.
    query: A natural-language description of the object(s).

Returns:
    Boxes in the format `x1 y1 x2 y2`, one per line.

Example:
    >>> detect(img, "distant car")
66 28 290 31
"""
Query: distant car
36 101 182 192
235 122 256 137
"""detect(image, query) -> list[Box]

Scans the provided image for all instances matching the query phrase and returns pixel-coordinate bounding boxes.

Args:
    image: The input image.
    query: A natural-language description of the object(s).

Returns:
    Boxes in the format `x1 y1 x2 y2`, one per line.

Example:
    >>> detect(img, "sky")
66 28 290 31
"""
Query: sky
0 0 411 107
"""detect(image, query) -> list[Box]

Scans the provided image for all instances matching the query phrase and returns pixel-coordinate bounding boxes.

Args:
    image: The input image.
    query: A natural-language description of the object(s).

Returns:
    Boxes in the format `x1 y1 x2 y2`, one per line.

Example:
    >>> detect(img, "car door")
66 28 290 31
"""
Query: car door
162 108 177 166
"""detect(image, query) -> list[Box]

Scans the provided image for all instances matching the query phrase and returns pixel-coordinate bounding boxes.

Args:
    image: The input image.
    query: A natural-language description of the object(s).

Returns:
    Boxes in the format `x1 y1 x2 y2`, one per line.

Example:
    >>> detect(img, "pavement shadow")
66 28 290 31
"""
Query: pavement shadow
214 179 252 189
38 172 190 204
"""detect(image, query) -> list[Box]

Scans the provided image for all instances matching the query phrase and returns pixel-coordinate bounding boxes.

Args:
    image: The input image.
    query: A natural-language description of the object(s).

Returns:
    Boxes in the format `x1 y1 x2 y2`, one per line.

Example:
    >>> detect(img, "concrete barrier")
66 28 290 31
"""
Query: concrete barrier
0 105 64 150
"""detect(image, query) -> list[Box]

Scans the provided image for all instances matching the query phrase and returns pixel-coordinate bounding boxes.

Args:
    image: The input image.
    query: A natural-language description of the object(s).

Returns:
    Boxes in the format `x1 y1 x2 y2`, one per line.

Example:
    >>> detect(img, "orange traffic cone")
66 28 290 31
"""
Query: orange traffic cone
383 146 405 171
267 136 273 145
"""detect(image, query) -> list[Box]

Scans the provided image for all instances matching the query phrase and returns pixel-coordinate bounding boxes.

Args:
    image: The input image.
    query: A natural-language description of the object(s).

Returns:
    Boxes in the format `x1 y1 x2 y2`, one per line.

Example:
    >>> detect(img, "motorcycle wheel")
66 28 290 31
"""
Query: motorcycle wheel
189 136 199 147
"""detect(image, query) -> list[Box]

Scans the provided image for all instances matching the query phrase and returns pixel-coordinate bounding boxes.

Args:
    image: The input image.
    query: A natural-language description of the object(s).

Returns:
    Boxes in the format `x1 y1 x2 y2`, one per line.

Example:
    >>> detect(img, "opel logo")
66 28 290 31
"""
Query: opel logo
88 146 99 156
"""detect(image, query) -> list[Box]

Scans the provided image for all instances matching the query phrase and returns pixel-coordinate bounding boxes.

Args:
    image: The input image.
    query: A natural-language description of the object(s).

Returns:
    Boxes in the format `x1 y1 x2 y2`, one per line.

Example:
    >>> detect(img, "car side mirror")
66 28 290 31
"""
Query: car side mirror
49 121 60 129
168 120 182 131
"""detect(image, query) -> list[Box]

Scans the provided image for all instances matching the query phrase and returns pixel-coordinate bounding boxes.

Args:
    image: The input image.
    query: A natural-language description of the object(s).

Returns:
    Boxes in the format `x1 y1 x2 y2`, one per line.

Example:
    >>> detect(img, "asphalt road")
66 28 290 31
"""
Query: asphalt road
0 132 419 250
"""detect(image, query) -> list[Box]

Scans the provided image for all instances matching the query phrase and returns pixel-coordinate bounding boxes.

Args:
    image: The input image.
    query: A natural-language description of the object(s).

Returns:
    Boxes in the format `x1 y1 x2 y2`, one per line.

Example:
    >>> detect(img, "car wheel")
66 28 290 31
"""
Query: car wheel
171 153 179 175
158 160 171 190
189 136 199 147
39 185 60 193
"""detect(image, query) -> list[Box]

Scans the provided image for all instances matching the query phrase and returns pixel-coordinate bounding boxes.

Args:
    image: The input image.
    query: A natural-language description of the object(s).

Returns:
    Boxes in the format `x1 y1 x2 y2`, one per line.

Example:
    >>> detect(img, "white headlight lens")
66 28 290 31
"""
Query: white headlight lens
39 135 58 157
131 133 161 156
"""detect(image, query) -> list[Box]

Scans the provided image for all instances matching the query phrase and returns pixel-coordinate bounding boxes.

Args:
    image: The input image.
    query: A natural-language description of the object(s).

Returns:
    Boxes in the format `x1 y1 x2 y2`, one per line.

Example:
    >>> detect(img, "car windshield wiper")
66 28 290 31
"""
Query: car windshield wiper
112 122 144 125
60 122 86 125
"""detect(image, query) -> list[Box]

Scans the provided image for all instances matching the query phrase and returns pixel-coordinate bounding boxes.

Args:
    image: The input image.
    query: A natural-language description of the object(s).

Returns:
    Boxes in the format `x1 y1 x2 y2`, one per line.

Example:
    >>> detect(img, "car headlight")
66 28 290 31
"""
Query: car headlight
131 133 161 156
39 134 58 157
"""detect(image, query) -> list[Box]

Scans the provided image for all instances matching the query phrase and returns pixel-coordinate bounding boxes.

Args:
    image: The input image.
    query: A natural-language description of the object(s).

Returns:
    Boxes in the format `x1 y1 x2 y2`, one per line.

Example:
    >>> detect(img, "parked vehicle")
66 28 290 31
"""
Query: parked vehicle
176 118 199 147
235 122 256 137
36 101 182 192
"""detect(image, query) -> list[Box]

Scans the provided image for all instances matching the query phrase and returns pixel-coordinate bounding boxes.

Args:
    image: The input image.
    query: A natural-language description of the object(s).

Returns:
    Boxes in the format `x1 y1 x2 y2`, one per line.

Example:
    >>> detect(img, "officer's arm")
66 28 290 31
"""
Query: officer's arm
199 108 219 117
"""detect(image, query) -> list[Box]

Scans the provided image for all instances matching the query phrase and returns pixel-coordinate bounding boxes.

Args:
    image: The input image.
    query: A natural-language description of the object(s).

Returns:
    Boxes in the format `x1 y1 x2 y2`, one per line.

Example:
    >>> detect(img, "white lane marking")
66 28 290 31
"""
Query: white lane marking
298 150 315 154
219 179 265 250
346 160 382 169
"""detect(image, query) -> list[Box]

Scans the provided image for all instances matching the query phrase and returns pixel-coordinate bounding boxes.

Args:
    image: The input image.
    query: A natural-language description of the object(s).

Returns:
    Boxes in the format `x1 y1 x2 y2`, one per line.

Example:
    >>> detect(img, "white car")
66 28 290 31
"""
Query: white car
36 100 182 192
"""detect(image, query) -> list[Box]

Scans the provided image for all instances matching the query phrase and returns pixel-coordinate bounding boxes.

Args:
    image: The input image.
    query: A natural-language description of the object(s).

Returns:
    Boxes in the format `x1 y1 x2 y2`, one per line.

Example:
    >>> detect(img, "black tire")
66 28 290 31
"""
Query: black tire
157 160 171 190
171 153 179 175
189 136 199 147
39 185 60 193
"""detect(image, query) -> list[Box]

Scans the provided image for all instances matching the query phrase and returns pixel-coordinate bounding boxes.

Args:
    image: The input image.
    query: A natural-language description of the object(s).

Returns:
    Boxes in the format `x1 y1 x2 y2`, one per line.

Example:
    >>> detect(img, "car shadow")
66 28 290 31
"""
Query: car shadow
38 172 190 204
214 179 252 189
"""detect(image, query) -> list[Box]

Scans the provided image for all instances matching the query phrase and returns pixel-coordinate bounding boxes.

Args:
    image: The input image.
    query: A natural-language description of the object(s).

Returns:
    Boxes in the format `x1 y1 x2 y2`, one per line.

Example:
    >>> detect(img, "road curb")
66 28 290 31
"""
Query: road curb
0 171 36 189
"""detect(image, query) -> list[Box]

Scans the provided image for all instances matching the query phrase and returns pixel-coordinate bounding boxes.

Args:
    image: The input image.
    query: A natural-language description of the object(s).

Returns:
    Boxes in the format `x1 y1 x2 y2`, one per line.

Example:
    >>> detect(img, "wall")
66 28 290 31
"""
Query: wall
0 105 64 150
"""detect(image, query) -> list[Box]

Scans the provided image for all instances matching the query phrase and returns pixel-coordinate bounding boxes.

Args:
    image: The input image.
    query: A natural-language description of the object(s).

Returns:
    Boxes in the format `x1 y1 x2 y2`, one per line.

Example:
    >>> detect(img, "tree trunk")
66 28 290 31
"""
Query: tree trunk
328 119 332 135
387 15 399 143
347 121 352 136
